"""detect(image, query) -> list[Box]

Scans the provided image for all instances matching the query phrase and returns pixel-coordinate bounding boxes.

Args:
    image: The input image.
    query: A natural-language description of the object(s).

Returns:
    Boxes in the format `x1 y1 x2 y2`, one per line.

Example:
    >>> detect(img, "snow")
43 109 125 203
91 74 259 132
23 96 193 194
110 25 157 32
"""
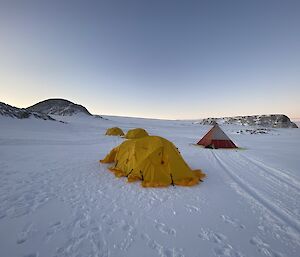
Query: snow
0 115 299 257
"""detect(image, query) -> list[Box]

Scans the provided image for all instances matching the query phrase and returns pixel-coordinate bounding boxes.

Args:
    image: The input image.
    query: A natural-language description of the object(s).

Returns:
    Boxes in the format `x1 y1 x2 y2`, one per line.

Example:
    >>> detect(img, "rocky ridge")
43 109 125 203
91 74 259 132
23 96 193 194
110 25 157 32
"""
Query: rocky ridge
195 114 298 128
0 102 55 120
26 99 92 116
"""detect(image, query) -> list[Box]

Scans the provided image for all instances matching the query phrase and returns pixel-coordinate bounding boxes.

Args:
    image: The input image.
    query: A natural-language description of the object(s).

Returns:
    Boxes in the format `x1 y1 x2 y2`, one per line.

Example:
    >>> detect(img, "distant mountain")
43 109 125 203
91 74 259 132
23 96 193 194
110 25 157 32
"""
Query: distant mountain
195 114 298 128
26 99 92 116
0 102 55 121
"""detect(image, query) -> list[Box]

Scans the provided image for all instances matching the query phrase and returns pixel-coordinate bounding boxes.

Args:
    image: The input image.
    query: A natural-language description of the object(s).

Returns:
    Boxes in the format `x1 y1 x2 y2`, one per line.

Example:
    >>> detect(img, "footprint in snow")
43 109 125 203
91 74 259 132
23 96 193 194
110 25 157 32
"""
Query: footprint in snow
198 228 226 243
121 223 131 232
119 226 137 251
185 204 201 213
45 221 63 241
250 236 283 257
214 245 244 257
154 220 176 236
102 214 115 225
123 209 134 216
221 215 245 229
198 228 244 257
17 223 34 244
140 232 184 257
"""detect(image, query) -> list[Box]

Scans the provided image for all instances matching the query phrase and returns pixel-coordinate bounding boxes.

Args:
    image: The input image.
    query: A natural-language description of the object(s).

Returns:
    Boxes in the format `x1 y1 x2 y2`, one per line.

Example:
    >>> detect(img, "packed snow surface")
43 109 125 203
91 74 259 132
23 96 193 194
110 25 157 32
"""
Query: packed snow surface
0 115 299 257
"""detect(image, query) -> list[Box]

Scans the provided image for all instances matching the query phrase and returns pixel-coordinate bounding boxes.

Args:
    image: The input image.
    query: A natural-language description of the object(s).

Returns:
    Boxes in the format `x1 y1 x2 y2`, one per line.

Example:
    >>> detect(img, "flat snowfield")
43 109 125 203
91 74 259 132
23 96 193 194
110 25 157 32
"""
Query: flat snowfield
0 116 299 257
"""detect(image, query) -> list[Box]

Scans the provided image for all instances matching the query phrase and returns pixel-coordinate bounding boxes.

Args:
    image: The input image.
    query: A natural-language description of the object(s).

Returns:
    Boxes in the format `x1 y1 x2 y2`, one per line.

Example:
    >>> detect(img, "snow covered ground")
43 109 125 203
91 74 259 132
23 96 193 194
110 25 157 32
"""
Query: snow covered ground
0 115 299 257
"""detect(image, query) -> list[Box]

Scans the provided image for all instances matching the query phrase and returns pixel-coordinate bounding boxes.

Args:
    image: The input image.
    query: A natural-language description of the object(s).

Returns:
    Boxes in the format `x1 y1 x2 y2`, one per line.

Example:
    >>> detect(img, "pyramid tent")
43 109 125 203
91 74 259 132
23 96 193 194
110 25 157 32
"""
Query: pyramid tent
100 136 206 187
125 128 149 139
197 123 237 148
105 127 124 136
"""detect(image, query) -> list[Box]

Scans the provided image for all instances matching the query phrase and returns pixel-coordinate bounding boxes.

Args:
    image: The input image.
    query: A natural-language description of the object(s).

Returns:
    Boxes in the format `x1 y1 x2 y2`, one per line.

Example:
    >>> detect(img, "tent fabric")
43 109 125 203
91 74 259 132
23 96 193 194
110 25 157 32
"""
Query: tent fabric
125 128 149 139
197 123 237 148
100 136 206 187
105 127 124 136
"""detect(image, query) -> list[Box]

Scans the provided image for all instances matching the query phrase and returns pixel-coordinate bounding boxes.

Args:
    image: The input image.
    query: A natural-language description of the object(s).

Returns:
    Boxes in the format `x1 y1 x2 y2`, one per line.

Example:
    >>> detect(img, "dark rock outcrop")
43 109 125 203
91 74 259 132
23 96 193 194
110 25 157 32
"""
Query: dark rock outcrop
26 99 92 116
0 102 55 120
195 114 298 128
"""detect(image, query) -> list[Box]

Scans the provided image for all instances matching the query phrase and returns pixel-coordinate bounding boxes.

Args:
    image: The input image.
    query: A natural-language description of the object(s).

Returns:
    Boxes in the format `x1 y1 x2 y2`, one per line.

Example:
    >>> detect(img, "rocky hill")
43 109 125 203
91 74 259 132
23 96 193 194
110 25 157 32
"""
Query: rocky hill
0 102 55 120
195 114 298 128
26 99 92 116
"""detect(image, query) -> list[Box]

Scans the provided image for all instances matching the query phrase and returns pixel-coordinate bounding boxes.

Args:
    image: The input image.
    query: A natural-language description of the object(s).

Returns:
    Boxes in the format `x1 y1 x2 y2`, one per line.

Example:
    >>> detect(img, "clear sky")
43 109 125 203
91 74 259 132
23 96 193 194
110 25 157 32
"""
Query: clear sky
0 0 299 119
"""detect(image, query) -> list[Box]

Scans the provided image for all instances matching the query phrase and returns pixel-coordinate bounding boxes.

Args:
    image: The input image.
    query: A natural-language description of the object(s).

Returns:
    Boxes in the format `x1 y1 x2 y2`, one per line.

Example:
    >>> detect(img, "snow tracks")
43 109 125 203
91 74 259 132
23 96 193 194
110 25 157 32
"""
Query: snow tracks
212 150 300 256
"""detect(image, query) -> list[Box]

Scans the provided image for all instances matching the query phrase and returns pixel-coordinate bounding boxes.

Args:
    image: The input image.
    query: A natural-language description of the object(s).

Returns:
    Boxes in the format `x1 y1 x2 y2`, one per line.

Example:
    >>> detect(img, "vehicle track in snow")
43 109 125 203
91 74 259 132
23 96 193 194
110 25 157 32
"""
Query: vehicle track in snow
239 153 300 192
221 152 300 221
211 151 300 242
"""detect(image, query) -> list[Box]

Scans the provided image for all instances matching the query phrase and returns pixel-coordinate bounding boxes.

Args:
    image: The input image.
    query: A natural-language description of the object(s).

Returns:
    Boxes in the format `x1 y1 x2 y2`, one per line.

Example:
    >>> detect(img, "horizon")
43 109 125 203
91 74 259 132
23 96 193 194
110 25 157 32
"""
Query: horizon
2 97 300 121
1 0 300 119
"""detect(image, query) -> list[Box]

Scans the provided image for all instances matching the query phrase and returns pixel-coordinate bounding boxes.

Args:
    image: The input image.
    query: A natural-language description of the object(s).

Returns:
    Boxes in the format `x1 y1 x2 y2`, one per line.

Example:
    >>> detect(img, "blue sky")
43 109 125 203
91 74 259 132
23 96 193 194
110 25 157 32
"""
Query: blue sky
0 0 299 119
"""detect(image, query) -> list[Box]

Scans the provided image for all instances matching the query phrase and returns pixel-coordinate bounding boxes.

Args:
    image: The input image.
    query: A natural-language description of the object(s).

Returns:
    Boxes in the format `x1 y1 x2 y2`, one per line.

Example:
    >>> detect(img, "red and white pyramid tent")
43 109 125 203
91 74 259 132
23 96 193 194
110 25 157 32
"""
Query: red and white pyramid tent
197 123 237 149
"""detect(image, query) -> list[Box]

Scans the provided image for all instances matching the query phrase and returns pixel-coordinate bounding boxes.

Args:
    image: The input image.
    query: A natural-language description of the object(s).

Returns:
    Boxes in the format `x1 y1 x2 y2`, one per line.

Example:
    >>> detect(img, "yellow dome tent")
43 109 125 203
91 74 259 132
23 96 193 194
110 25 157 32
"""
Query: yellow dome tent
125 128 149 139
105 127 125 136
100 136 205 187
